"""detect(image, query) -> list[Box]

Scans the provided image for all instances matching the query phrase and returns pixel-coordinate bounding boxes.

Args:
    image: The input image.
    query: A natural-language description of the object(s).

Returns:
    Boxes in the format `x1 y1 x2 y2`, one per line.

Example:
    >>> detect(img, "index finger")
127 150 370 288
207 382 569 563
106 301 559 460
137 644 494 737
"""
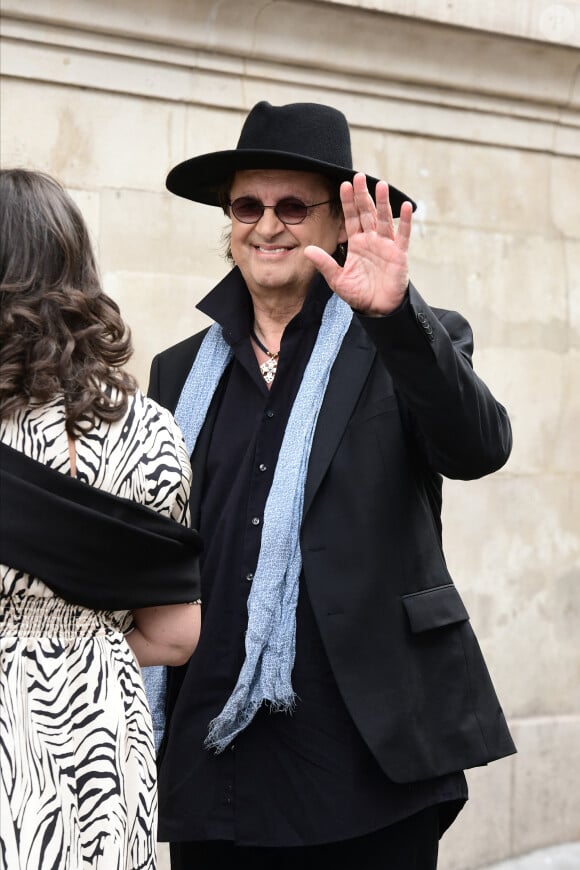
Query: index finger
340 178 364 237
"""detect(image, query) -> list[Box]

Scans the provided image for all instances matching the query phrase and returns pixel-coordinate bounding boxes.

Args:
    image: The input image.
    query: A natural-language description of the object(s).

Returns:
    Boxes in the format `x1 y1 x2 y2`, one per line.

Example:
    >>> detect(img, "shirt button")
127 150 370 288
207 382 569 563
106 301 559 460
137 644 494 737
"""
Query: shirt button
266 410 275 418
251 517 260 526
258 464 267 472
245 572 254 582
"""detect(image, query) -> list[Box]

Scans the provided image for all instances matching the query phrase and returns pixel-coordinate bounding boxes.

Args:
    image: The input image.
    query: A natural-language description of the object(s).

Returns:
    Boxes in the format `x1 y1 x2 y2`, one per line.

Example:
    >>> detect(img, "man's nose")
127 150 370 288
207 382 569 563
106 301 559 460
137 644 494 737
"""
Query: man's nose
255 206 285 233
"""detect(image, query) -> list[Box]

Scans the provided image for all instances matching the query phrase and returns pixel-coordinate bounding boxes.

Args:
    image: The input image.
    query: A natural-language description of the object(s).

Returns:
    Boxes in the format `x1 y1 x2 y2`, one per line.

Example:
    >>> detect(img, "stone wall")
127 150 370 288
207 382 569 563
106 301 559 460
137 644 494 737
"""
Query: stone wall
1 2 579 867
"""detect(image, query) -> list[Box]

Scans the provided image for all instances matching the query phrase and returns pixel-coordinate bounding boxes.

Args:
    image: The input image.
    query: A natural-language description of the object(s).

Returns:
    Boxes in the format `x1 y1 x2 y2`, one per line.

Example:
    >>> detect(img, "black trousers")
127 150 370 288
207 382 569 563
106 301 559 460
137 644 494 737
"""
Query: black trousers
169 805 440 870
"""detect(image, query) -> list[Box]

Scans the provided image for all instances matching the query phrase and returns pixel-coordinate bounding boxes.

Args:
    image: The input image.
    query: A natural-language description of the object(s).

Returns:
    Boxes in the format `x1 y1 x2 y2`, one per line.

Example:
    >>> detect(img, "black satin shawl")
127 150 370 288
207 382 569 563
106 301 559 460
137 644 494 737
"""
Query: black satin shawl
0 442 202 610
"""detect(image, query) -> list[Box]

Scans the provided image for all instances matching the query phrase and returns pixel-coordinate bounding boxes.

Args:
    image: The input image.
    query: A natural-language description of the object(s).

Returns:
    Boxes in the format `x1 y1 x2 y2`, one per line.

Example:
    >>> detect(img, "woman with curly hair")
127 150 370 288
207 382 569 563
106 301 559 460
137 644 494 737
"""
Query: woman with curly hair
0 168 202 869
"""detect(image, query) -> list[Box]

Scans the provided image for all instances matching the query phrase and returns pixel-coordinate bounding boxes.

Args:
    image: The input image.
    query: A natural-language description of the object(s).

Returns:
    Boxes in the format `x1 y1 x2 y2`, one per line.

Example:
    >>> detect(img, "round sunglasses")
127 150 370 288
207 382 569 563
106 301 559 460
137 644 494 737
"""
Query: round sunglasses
228 196 334 225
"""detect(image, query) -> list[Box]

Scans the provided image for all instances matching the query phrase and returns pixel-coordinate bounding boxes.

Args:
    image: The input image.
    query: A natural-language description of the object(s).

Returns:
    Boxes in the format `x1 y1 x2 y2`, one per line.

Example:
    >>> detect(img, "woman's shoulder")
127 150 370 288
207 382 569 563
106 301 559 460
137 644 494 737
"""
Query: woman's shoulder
103 389 191 512
0 397 68 468
130 388 182 434
128 389 189 470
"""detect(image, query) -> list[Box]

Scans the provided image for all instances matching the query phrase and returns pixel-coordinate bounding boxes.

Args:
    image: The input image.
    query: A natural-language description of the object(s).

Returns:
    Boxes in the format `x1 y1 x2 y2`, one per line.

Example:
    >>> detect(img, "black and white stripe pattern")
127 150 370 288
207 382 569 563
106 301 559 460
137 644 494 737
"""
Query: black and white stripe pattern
1 391 192 869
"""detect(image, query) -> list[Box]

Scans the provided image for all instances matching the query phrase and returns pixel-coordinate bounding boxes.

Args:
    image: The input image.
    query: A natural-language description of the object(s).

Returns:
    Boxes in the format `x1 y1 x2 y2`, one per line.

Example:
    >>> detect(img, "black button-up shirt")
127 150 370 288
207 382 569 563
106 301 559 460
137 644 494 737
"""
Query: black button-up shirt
157 269 467 845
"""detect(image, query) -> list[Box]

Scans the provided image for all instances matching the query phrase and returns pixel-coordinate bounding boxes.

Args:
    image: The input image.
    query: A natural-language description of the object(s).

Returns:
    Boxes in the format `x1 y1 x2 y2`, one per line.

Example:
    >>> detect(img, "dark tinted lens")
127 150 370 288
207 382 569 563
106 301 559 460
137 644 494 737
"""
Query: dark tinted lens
231 197 263 222
276 198 308 223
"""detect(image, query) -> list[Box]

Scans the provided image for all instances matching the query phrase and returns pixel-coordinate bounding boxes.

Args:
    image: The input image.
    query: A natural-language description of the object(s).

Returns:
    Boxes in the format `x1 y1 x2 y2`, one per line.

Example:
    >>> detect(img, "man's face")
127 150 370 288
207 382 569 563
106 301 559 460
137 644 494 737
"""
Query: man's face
228 169 346 299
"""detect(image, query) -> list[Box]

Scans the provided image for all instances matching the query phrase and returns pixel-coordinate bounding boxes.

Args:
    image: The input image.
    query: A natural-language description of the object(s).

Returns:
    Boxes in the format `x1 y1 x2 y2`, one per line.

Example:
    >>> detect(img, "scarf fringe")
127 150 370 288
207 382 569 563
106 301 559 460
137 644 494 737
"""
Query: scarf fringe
204 693 297 754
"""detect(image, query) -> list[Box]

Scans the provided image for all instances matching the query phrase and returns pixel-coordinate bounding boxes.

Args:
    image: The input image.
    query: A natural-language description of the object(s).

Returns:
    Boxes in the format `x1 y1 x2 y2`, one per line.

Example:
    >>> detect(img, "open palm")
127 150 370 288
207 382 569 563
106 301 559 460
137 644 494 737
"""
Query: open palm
305 172 413 316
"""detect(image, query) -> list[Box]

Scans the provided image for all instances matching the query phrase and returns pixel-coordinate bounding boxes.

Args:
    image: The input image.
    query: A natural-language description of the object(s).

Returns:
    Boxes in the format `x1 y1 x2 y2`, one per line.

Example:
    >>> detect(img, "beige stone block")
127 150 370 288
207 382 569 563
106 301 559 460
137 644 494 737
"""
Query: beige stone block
442 715 580 867
352 89 568 153
443 474 580 718
98 187 227 279
181 103 247 161
554 119 580 158
4 2 579 161
551 157 580 238
547 348 580 472
0 79 187 193
439 757 514 869
319 0 580 48
210 2 580 115
5 0 580 55
566 240 580 348
103 271 213 391
510 716 580 854
365 134 552 234
0 17 254 122
68 188 101 257
407 224 569 350
473 344 580 486
479 348 576 475
157 842 170 870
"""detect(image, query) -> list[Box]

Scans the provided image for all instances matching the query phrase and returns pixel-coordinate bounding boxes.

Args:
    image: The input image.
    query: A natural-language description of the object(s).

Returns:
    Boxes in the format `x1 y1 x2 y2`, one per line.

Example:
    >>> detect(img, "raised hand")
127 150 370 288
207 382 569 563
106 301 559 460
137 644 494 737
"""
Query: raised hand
305 172 413 316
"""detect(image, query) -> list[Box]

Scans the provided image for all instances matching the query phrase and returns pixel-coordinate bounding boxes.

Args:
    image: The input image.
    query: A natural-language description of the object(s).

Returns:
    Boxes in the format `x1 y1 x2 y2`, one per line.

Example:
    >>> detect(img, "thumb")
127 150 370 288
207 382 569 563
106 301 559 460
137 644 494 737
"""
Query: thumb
304 245 342 288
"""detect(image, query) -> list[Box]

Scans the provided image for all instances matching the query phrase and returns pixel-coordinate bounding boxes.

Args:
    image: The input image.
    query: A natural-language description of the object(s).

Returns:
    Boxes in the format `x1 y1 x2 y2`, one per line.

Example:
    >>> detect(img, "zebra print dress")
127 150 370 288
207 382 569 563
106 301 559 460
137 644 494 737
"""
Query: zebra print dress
0 391 192 870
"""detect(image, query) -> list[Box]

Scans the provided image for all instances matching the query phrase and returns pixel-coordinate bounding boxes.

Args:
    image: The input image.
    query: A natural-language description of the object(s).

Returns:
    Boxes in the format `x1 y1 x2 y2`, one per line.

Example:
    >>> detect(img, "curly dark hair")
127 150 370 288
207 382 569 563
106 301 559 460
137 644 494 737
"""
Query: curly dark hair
0 169 137 436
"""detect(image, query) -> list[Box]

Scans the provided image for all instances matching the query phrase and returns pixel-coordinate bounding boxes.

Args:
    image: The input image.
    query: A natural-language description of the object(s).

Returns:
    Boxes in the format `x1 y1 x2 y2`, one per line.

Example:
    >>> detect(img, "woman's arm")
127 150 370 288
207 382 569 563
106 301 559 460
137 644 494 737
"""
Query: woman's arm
126 601 201 667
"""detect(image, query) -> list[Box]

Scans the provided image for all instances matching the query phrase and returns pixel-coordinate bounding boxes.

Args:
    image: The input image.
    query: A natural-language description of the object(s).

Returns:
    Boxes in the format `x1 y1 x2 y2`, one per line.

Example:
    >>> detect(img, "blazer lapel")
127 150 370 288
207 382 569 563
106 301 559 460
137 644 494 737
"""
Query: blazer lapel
303 320 375 518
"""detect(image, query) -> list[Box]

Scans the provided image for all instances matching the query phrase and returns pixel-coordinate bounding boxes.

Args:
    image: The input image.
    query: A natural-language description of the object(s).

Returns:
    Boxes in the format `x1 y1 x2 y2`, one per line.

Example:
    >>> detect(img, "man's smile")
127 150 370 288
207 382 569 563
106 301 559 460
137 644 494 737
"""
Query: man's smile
253 245 294 255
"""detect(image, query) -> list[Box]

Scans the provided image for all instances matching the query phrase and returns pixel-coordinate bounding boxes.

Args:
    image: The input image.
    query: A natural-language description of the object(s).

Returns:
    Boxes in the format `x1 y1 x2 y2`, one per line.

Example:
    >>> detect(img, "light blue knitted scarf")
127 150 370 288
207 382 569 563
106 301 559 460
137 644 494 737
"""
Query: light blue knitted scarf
145 291 353 754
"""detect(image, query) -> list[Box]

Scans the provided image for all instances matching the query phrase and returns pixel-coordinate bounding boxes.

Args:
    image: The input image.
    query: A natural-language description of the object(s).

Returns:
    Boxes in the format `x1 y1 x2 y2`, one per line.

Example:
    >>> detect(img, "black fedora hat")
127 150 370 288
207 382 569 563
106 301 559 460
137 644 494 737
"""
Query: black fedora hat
166 101 415 217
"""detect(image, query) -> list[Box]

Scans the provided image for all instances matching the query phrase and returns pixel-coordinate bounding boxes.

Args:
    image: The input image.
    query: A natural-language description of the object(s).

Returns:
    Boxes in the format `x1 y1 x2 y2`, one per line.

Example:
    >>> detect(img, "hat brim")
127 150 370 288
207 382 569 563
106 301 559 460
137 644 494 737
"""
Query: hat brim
166 149 416 216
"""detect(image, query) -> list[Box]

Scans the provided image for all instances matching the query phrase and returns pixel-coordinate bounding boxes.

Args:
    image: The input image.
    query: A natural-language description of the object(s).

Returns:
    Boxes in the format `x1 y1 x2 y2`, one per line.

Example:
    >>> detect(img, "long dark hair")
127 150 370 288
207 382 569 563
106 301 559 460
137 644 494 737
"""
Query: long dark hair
0 168 137 436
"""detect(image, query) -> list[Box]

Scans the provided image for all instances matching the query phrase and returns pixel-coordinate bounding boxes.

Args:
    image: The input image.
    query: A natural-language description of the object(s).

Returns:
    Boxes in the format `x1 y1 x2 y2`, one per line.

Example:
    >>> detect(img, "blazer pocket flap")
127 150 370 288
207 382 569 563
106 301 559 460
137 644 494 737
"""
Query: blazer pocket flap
402 584 470 633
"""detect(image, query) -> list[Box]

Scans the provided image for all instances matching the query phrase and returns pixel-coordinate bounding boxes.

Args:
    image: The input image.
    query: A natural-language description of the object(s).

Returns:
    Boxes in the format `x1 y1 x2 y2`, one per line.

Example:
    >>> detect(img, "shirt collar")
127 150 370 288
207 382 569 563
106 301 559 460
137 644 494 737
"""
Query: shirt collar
196 267 332 349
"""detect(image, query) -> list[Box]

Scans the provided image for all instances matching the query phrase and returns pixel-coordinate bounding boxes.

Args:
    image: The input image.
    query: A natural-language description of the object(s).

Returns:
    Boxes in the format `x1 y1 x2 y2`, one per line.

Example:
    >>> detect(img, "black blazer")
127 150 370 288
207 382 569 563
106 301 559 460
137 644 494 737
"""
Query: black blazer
148 283 516 783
